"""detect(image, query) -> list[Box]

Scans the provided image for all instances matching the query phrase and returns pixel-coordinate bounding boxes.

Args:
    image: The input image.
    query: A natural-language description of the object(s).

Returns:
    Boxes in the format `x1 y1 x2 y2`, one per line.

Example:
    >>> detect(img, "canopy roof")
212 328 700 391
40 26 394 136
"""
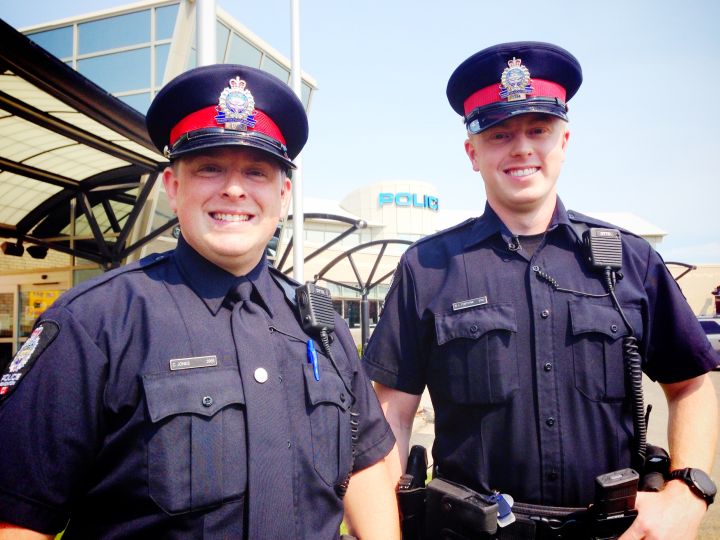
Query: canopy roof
0 18 170 267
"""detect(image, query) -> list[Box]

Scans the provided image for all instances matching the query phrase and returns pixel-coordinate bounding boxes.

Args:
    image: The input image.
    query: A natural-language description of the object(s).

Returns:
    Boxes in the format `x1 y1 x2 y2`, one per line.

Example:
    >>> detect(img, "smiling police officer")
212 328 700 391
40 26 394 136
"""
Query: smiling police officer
364 42 719 539
0 65 399 539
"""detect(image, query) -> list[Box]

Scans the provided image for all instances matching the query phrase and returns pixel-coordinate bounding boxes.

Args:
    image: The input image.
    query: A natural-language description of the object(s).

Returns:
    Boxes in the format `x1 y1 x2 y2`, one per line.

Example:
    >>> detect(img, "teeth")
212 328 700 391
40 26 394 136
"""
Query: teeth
507 167 539 177
212 213 250 222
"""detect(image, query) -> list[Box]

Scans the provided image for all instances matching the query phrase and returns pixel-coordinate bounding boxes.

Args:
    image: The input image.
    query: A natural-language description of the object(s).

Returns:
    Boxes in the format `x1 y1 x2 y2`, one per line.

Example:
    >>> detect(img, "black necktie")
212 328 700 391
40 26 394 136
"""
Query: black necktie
230 280 296 538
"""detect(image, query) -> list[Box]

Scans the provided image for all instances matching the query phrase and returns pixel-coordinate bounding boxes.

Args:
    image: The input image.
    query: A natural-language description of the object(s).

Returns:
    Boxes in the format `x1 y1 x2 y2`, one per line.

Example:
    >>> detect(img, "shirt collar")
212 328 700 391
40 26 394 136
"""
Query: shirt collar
173 236 275 316
464 197 575 249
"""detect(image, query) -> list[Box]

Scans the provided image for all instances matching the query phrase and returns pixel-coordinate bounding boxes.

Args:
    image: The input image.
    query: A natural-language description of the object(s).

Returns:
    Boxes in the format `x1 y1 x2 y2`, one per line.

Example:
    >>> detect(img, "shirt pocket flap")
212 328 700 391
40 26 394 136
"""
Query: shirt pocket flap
435 303 517 346
303 365 350 411
568 300 628 340
143 367 245 423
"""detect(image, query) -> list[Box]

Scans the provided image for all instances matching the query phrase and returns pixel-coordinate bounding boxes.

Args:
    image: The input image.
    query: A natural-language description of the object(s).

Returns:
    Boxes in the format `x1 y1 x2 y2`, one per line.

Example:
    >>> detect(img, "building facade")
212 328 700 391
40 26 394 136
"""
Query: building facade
1 1 715 362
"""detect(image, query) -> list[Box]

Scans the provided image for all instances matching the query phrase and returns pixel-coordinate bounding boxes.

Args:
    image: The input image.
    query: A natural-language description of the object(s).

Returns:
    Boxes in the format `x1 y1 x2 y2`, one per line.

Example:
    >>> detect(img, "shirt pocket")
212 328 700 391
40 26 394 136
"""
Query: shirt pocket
142 367 247 515
432 303 519 404
568 300 638 402
303 362 352 488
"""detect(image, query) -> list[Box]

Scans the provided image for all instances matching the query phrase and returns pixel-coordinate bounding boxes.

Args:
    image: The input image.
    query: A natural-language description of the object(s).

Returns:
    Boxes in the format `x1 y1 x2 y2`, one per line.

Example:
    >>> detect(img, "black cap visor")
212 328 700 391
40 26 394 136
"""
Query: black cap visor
167 128 296 169
465 97 568 134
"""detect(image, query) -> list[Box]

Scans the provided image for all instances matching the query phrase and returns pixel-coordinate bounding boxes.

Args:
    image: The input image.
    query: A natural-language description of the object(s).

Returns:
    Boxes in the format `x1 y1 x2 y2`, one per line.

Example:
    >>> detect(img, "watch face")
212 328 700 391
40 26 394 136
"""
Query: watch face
690 469 717 498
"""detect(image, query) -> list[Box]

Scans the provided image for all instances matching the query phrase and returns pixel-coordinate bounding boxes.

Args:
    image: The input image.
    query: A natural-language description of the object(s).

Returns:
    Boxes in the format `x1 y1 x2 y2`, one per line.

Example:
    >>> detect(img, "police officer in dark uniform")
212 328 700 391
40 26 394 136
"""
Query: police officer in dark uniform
0 65 400 539
364 42 719 539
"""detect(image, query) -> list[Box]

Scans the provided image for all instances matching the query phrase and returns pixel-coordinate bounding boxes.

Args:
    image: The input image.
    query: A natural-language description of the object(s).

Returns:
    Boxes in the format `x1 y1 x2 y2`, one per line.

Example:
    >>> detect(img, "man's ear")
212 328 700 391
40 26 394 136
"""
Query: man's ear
162 164 179 214
464 137 482 172
280 175 292 216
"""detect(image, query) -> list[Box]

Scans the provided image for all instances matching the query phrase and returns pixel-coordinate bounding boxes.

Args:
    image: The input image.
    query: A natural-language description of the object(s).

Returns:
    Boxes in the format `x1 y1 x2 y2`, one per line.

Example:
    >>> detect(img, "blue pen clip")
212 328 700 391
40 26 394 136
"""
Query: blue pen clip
307 339 320 381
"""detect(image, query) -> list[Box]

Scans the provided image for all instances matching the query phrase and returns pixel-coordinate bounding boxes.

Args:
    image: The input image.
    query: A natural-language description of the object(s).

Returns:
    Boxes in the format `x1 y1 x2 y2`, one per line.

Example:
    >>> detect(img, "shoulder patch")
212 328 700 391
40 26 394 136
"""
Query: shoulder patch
0 321 59 402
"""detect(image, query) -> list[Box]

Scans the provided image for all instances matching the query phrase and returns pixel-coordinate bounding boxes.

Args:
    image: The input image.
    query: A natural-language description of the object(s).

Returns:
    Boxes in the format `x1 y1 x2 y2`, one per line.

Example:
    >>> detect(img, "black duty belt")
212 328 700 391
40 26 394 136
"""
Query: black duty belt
496 501 587 540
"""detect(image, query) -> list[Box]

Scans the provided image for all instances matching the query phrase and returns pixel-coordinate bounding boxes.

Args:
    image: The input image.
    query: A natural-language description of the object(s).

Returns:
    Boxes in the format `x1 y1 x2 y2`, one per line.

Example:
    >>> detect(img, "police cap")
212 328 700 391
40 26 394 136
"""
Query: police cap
146 64 308 169
446 41 582 134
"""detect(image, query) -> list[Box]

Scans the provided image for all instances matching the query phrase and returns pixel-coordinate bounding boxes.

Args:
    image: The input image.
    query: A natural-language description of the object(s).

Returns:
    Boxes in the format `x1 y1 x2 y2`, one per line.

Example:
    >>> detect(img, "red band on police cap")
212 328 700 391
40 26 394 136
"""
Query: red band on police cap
463 79 567 116
169 105 286 147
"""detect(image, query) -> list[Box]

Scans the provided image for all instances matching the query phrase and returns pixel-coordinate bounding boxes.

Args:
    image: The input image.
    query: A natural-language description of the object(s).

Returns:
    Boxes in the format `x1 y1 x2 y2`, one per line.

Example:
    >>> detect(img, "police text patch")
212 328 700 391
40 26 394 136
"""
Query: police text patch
0 321 59 402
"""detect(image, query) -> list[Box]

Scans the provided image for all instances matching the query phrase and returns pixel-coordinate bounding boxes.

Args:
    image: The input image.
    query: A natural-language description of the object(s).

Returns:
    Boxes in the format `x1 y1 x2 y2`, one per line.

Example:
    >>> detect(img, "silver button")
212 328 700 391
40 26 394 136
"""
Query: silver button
202 396 213 407
254 367 269 383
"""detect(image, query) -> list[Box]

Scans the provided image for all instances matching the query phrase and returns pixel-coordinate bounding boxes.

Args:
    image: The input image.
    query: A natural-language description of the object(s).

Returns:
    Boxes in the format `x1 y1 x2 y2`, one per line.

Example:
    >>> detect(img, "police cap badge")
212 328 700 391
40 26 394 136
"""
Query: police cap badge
446 41 582 134
146 64 308 169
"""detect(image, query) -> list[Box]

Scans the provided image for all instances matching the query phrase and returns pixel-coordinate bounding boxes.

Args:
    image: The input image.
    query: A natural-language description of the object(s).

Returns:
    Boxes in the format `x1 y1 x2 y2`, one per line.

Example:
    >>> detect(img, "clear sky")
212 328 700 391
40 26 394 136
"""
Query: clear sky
2 0 719 263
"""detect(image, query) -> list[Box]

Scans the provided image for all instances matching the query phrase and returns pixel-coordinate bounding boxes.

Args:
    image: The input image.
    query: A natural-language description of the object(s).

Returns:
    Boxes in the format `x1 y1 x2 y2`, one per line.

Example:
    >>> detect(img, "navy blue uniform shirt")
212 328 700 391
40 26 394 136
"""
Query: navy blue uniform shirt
0 237 394 538
364 198 718 507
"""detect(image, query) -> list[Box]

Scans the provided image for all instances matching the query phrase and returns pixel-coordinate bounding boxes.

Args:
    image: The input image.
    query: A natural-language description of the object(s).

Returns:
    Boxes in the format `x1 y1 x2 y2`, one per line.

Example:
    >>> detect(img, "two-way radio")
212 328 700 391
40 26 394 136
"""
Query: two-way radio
295 282 358 498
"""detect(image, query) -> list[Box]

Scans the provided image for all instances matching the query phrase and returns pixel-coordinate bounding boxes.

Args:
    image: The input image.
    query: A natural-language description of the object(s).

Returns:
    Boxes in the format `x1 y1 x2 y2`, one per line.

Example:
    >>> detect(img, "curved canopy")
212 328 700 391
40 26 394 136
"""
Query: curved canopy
0 18 170 267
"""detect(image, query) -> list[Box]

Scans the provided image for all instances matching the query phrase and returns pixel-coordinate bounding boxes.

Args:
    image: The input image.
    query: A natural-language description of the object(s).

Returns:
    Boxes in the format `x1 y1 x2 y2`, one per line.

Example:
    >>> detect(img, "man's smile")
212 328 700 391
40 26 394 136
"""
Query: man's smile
505 167 539 177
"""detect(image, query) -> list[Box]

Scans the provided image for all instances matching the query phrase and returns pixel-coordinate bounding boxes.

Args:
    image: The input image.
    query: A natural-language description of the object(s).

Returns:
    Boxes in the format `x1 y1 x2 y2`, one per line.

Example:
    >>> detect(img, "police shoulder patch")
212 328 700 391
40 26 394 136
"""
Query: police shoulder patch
0 320 59 402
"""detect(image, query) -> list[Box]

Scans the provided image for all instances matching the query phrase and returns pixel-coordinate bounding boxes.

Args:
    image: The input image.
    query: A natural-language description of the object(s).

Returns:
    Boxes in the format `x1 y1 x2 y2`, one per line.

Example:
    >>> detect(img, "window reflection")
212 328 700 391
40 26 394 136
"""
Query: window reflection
119 93 151 114
78 48 151 93
155 3 179 40
227 34 261 67
217 22 231 60
78 11 151 54
28 26 73 59
261 56 290 83
156 44 170 85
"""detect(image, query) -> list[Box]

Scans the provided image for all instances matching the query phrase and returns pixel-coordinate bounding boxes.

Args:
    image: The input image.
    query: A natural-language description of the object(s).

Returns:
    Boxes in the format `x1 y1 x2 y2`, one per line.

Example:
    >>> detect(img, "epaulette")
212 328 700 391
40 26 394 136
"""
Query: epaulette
407 216 477 250
269 265 301 307
53 251 173 308
566 210 641 242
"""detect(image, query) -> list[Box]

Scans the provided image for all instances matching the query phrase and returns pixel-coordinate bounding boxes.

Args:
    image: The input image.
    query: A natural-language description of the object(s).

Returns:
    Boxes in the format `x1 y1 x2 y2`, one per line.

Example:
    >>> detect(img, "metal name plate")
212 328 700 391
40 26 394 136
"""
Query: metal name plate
169 355 218 371
452 296 488 312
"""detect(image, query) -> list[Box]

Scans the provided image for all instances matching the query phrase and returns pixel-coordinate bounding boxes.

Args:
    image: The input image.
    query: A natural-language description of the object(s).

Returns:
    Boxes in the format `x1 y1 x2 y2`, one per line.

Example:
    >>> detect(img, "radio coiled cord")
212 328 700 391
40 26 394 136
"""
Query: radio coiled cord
533 265 648 468
604 269 646 468
318 328 358 499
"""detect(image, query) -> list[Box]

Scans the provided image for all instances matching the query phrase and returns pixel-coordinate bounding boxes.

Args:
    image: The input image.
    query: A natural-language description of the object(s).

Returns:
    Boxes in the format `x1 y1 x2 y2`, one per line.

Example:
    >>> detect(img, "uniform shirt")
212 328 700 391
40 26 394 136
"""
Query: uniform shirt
0 237 394 539
364 198 718 507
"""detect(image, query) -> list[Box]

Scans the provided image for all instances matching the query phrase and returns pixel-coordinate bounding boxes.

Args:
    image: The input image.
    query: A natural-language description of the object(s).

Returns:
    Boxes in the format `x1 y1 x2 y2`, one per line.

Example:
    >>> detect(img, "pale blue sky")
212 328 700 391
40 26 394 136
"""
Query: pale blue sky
2 0 719 262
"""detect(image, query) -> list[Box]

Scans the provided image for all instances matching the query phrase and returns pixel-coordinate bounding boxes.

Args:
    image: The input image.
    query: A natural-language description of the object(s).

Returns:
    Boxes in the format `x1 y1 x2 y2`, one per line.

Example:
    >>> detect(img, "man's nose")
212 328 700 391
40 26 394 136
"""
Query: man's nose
222 172 247 199
509 134 533 156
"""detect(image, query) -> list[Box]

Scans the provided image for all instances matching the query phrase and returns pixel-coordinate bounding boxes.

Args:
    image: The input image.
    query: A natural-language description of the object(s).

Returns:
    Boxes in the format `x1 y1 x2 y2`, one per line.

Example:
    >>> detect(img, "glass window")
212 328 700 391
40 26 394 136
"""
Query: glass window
79 11 151 54
261 56 290 83
155 3 179 40
73 267 103 286
332 300 343 318
0 344 12 374
0 293 14 338
216 22 230 61
301 82 312 109
20 290 63 338
346 300 360 328
121 92 151 113
78 48 151 93
227 34 261 67
27 26 73 58
155 43 170 85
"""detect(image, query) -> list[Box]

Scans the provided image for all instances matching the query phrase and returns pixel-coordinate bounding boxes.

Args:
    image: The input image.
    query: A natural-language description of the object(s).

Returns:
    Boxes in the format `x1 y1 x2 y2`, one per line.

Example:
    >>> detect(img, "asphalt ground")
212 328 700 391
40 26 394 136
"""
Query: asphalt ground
409 370 720 539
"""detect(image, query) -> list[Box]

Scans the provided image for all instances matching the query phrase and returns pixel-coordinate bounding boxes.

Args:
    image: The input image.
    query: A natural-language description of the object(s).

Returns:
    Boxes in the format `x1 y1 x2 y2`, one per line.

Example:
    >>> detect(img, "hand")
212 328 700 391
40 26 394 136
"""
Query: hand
618 480 707 540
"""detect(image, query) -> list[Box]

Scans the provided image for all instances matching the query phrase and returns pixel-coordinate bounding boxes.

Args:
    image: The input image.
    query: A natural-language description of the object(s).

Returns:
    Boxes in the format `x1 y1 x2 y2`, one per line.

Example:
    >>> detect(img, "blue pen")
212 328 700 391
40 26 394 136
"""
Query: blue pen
307 339 320 381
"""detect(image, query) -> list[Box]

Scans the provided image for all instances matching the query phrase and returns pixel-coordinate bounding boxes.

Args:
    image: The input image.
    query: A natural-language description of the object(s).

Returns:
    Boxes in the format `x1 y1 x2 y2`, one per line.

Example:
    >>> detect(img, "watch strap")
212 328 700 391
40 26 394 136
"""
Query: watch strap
669 468 716 506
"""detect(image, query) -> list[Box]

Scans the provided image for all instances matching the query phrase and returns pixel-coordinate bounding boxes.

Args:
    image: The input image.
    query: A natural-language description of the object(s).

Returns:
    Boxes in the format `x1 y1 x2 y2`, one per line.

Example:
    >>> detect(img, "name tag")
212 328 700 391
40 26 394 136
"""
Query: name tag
169 355 218 371
452 296 488 312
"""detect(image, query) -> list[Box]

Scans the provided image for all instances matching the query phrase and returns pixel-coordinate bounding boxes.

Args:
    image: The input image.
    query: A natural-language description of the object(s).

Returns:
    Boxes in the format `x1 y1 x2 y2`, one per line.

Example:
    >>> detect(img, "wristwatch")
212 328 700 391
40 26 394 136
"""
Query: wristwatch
669 468 717 506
